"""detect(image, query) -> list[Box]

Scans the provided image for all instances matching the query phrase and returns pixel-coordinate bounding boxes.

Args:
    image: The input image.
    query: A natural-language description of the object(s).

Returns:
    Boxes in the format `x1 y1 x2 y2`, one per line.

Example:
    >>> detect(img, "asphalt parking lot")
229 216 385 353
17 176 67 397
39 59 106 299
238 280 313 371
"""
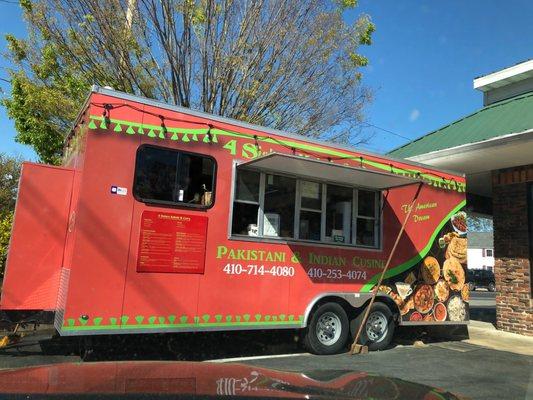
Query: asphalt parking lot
0 291 529 400
243 342 532 400
0 320 530 400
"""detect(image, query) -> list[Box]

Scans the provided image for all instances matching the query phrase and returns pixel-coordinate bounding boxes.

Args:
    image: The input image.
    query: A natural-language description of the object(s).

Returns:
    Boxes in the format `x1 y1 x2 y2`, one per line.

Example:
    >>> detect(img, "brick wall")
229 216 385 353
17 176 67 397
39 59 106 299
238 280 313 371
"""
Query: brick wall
492 168 533 336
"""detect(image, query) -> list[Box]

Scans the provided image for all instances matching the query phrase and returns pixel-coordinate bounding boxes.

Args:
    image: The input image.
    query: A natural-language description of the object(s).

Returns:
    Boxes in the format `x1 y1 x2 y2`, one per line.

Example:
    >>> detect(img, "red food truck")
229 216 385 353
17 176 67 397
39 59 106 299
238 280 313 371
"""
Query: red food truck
0 86 469 354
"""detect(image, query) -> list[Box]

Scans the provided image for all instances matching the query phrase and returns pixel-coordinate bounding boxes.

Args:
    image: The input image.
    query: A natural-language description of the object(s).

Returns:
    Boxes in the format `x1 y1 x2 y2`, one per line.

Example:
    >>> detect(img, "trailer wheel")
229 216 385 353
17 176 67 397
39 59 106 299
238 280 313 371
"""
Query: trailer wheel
303 302 349 355
351 302 395 351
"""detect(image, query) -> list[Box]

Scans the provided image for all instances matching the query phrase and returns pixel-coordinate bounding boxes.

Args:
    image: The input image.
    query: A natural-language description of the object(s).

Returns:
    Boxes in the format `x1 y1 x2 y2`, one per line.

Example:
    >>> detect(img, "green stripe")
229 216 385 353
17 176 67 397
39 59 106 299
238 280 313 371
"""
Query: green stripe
62 320 301 332
360 200 466 292
62 313 304 332
87 115 466 192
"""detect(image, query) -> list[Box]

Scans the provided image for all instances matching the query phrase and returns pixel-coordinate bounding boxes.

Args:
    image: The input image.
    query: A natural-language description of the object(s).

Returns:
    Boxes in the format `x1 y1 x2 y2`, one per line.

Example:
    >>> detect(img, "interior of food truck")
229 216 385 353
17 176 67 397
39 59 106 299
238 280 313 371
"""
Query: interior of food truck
229 153 419 248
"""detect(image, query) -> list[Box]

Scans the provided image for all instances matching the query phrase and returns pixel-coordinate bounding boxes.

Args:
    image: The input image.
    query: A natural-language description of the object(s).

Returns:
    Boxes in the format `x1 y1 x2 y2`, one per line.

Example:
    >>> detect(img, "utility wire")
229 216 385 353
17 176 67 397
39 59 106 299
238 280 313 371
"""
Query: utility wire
361 121 412 141
86 101 463 187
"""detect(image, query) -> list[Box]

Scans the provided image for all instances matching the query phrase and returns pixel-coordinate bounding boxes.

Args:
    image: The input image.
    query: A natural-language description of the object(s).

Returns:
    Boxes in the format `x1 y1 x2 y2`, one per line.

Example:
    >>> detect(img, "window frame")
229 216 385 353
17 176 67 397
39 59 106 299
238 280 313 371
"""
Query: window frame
295 180 326 241
132 144 217 210
230 167 382 249
353 189 381 248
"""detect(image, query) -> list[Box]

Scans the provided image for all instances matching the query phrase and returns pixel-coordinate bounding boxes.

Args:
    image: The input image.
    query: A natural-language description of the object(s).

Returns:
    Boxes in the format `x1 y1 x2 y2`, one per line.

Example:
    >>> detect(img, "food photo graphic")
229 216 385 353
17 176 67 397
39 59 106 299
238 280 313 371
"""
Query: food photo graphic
379 211 469 323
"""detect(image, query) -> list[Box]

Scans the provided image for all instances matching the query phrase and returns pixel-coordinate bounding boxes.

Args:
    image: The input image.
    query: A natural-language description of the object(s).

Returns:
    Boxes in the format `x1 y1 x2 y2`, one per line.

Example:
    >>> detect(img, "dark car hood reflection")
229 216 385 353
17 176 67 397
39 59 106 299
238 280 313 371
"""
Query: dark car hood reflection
0 361 466 399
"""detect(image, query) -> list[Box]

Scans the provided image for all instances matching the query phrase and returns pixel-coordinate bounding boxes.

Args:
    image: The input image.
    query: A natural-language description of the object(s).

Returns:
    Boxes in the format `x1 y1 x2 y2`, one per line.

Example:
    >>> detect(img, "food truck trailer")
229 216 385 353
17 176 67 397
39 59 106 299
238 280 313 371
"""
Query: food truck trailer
0 86 469 354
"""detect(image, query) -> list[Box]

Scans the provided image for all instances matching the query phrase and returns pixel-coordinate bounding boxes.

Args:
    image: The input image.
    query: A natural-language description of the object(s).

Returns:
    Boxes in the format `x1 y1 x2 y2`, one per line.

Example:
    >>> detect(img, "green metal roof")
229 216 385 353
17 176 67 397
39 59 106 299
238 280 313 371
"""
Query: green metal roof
389 92 533 158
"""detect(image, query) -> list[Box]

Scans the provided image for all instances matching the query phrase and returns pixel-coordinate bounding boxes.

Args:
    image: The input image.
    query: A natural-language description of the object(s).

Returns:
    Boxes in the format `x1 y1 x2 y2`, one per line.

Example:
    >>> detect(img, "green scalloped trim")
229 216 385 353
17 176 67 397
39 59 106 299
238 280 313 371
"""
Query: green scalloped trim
62 312 303 331
62 319 301 331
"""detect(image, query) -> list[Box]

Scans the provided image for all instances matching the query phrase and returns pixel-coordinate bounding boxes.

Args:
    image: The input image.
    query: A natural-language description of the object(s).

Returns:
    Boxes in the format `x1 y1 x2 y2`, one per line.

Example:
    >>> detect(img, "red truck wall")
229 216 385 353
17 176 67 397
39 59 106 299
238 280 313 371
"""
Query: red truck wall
54 91 466 334
0 163 74 310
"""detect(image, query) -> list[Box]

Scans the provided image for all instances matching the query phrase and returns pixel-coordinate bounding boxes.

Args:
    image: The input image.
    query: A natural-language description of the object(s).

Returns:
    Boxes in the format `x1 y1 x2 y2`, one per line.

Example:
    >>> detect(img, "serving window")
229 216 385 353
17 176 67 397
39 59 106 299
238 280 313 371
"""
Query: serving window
133 145 216 208
231 168 381 248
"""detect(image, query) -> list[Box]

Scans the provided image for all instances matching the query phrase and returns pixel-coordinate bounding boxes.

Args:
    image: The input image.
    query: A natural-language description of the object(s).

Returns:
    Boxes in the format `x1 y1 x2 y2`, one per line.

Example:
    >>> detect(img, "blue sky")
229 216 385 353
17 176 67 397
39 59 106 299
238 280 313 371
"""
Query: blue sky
0 0 532 160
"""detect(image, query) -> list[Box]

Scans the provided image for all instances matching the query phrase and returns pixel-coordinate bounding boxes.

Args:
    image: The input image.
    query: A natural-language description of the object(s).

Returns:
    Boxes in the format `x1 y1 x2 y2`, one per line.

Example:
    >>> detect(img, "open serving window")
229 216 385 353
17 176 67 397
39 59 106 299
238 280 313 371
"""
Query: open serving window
230 153 421 248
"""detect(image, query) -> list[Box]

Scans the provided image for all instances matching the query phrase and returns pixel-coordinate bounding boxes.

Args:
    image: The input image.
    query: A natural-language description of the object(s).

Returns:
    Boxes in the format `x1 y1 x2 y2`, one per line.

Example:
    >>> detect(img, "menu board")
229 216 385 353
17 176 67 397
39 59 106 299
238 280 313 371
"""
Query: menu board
137 211 208 273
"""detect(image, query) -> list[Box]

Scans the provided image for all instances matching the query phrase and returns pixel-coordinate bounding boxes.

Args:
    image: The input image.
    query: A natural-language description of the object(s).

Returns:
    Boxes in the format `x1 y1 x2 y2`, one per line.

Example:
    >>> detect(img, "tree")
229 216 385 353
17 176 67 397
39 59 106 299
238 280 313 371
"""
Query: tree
0 154 22 278
3 0 374 164
0 213 13 280
0 153 21 216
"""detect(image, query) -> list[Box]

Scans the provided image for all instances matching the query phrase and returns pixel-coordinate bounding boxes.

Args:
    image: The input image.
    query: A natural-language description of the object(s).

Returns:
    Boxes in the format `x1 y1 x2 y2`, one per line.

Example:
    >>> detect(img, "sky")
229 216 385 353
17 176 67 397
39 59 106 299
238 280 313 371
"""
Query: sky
0 0 532 160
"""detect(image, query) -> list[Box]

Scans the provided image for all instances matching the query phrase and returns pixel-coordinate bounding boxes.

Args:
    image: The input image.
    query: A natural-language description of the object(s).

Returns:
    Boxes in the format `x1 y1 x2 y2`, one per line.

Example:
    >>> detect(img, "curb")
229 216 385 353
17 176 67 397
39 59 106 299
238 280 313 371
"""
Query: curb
468 319 496 330
466 322 533 356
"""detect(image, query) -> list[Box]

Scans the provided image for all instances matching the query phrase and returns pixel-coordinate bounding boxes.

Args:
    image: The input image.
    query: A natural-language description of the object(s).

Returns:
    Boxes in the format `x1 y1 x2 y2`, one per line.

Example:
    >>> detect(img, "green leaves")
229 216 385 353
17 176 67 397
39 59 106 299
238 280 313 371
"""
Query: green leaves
349 52 369 68
5 35 27 63
336 0 358 10
358 21 375 46
2 72 82 165
19 0 32 12
0 212 14 279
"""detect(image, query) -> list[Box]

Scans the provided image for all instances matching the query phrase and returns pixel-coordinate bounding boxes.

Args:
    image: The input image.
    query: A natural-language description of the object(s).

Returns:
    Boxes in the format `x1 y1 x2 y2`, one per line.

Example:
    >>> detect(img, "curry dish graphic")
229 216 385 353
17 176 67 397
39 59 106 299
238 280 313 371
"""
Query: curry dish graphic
377 211 468 322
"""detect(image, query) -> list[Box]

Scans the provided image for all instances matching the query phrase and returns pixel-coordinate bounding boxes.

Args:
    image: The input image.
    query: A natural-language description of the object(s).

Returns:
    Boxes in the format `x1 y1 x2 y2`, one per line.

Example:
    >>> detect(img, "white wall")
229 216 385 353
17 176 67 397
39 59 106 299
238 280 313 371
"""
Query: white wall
467 248 495 270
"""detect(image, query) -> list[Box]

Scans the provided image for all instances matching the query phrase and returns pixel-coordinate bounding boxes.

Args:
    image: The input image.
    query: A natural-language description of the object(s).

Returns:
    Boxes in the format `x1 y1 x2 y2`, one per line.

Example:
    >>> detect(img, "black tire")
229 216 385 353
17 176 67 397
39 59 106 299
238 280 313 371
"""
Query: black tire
488 282 496 292
351 302 395 351
303 302 349 355
469 282 476 291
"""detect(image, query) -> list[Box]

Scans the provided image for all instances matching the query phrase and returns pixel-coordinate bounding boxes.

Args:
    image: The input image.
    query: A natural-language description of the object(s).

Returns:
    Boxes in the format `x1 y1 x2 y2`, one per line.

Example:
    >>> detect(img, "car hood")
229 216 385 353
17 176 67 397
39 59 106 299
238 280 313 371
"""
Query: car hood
0 360 466 399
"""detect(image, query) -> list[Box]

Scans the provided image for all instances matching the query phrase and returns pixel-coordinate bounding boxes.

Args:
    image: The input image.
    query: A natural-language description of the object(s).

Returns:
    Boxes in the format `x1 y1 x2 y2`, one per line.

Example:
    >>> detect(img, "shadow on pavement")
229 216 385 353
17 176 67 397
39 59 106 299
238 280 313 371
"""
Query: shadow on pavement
468 307 496 326
2 322 478 364
391 324 469 347
38 325 470 362
37 329 305 362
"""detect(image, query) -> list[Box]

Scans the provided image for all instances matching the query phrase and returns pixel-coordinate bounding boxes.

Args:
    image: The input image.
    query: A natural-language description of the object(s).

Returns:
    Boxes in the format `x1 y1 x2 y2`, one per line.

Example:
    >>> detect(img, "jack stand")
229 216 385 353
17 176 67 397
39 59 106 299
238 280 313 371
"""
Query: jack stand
0 323 22 349
350 343 369 354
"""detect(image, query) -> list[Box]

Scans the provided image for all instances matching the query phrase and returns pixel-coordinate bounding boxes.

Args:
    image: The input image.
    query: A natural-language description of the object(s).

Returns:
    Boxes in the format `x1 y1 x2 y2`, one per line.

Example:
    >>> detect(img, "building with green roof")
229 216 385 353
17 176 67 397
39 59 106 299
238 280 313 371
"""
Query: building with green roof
390 59 533 336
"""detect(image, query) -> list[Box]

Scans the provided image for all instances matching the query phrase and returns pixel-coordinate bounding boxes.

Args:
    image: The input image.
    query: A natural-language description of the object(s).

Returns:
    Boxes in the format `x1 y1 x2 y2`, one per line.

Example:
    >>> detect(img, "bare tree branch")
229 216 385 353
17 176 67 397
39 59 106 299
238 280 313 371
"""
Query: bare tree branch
7 0 374 148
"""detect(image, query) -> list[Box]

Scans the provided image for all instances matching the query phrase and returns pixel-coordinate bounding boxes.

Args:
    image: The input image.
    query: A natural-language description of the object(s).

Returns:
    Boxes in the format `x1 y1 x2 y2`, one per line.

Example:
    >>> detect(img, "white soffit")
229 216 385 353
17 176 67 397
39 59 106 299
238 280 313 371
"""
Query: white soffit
474 59 533 92
408 129 533 197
